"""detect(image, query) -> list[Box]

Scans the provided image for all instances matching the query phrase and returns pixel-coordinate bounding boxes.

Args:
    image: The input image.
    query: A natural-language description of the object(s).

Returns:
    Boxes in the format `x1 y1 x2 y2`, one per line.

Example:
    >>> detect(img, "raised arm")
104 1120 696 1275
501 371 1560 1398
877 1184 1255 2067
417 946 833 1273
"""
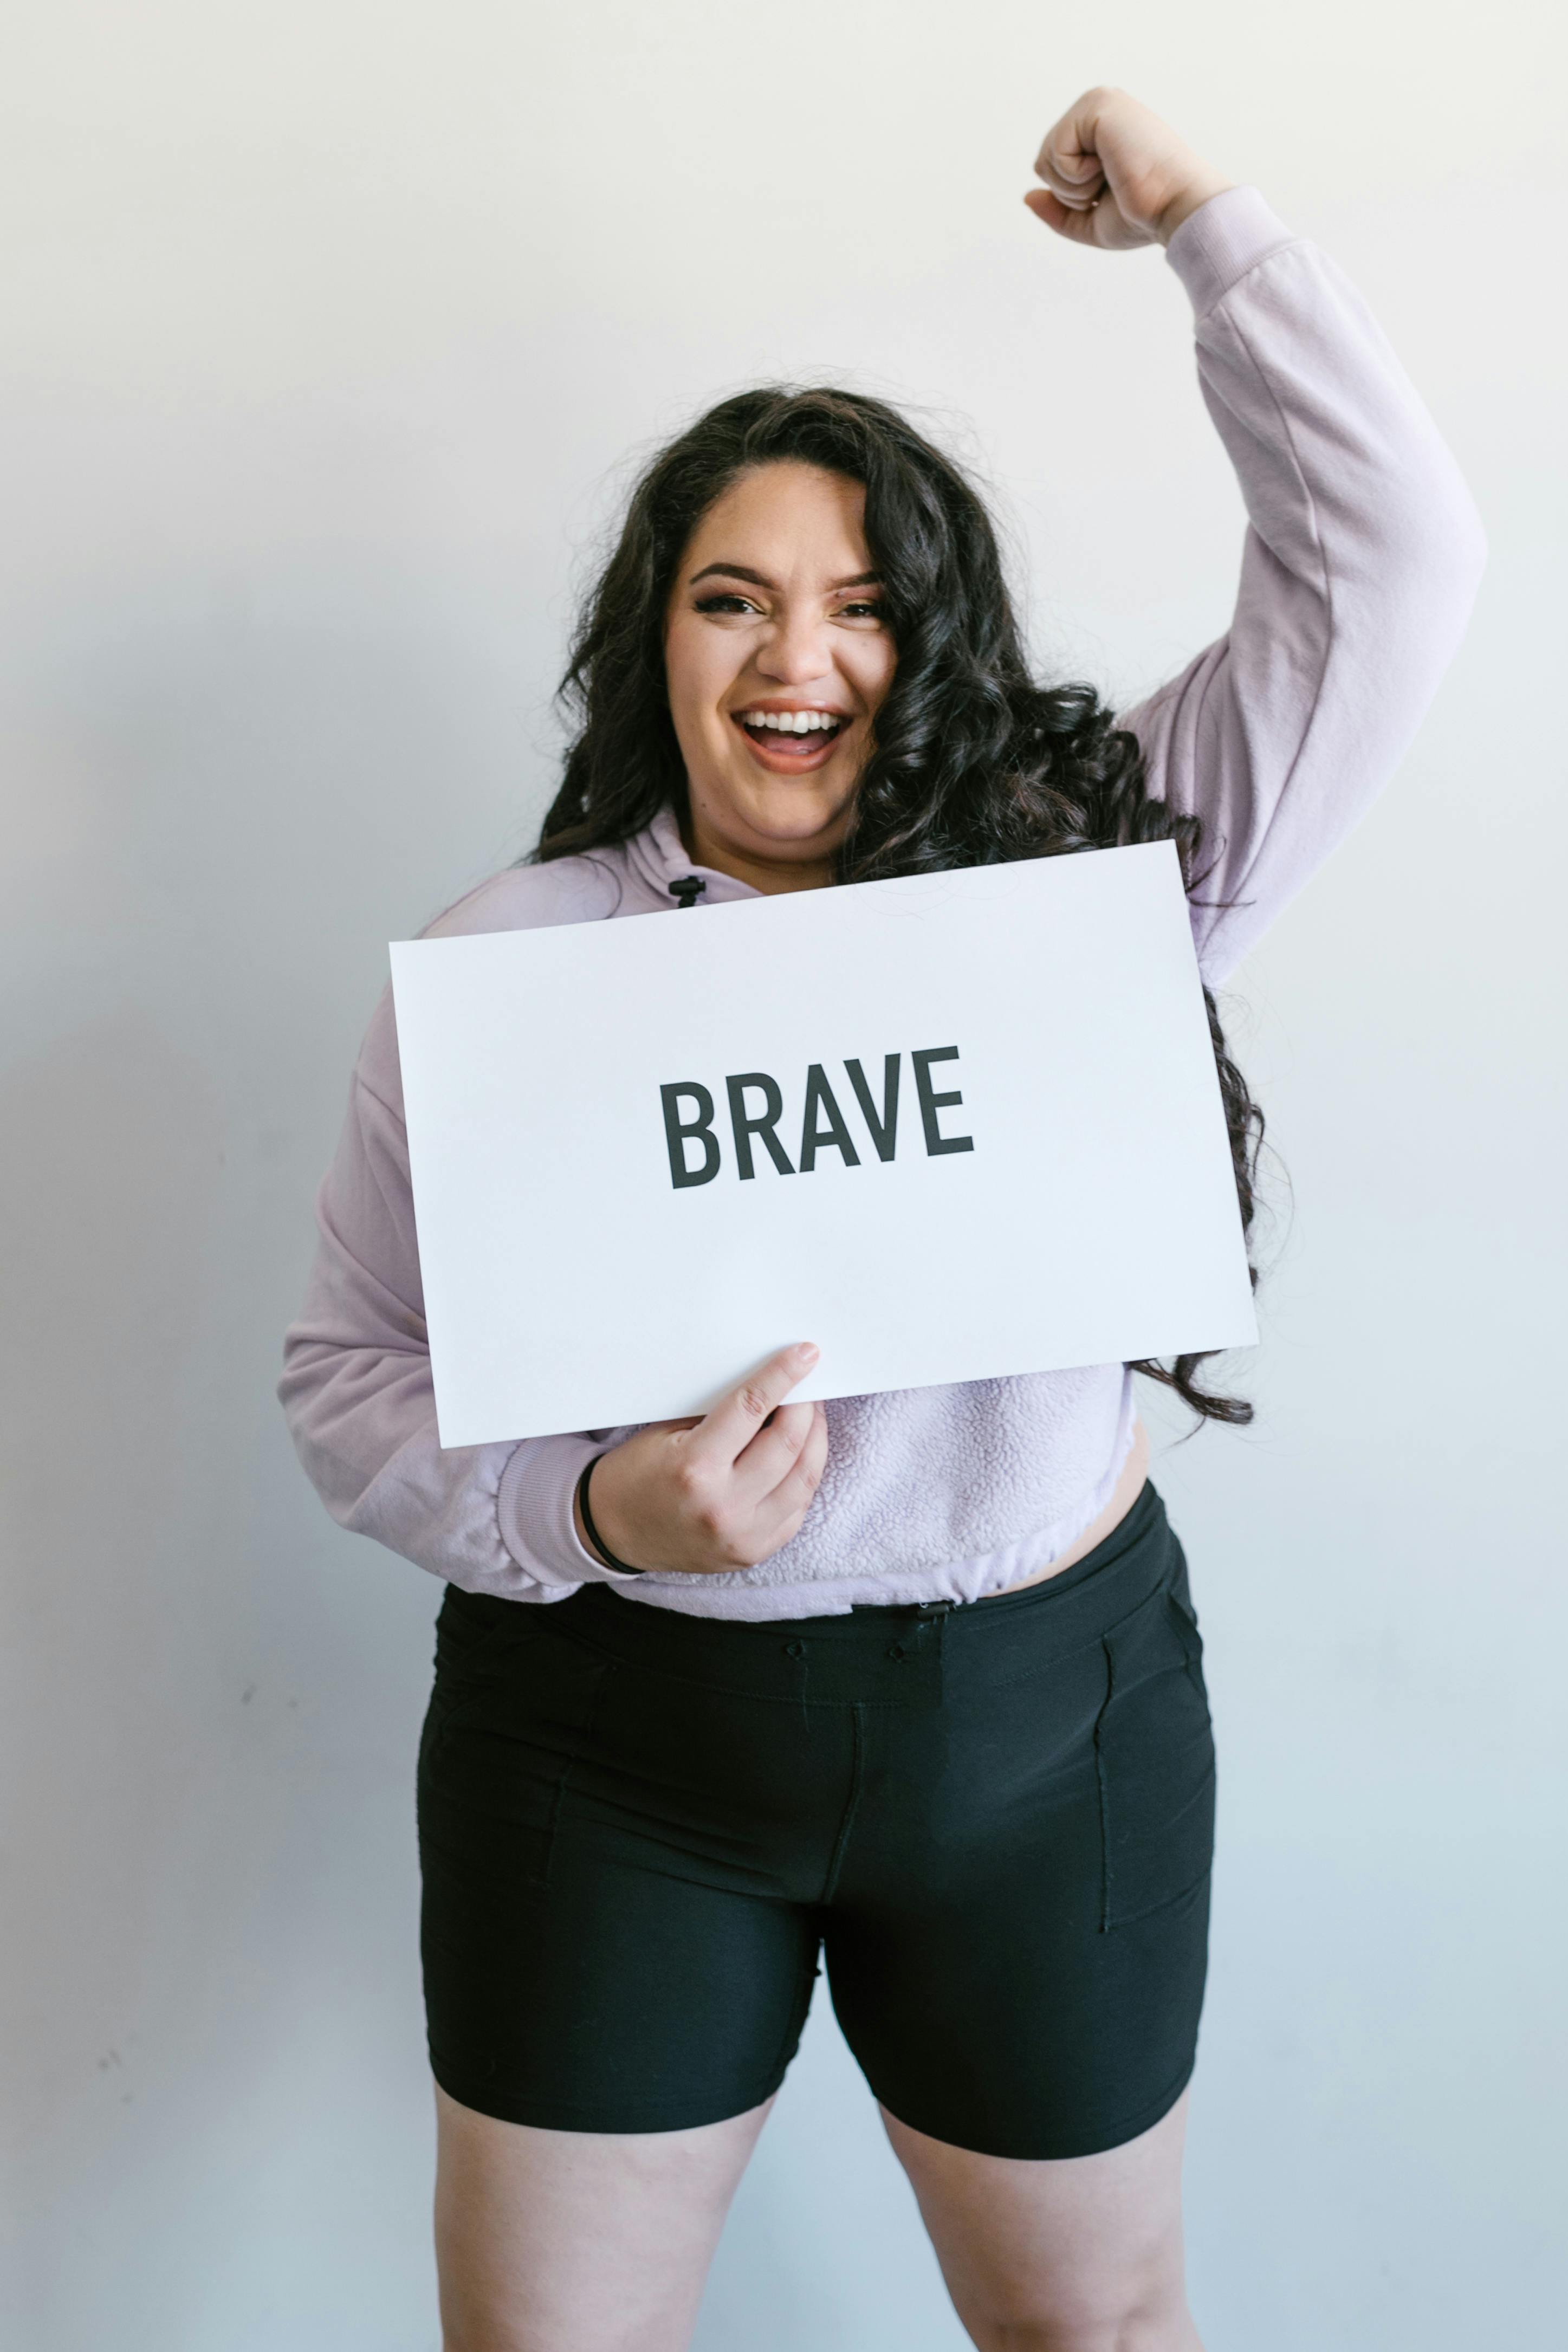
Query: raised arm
1029 89 1487 984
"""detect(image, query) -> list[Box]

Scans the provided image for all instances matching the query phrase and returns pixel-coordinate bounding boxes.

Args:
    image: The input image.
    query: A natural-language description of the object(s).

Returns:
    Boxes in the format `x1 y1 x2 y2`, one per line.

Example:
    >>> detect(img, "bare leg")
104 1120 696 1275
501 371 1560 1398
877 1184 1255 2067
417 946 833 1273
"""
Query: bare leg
433 2082 772 2352
882 2090 1202 2352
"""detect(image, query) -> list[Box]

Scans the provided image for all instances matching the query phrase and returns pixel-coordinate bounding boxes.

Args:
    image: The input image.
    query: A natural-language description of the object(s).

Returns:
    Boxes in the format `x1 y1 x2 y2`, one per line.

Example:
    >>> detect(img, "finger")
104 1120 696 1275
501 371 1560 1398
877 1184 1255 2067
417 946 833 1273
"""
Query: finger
767 1401 828 1522
1023 186 1106 245
733 1395 820 1499
1036 176 1103 213
691 1342 820 1468
1033 92 1106 193
1030 148 1104 211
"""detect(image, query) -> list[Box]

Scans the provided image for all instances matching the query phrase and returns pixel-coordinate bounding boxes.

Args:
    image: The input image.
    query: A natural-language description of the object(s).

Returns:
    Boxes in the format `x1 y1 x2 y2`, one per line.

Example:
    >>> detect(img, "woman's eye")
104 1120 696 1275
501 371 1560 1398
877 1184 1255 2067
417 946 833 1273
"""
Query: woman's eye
837 601 883 623
694 593 760 615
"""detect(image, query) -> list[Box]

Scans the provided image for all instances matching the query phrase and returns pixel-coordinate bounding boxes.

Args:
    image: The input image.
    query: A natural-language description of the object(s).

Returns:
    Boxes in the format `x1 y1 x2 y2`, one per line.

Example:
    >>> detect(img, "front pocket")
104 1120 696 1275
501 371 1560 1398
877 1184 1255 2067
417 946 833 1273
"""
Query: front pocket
1094 1585 1215 1931
419 1589 528 1755
418 1608 613 1888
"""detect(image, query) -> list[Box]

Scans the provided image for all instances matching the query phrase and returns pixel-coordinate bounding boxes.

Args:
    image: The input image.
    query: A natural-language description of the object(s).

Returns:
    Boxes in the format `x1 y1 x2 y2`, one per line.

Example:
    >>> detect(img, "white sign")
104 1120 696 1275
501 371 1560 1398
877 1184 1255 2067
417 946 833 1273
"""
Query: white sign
390 843 1256 1446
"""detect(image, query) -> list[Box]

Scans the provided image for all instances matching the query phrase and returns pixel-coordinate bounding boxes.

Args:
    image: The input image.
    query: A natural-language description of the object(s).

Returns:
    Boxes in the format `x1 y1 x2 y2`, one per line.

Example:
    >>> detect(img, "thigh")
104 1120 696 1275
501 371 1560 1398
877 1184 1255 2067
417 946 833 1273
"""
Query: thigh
435 2082 771 2352
826 1569 1215 2159
418 1597 823 2132
882 2090 1202 2351
420 1818 820 2131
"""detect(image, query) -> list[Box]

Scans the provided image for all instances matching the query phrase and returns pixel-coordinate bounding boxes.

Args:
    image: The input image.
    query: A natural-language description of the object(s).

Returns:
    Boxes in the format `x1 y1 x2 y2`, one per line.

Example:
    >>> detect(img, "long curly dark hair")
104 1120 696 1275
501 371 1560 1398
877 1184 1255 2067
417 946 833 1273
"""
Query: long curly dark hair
539 386 1264 1423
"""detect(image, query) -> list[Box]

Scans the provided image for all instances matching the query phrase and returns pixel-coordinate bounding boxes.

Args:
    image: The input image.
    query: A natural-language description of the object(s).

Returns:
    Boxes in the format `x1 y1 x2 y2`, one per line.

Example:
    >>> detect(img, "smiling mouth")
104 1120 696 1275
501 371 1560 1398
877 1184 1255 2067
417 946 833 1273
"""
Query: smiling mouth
731 708 851 762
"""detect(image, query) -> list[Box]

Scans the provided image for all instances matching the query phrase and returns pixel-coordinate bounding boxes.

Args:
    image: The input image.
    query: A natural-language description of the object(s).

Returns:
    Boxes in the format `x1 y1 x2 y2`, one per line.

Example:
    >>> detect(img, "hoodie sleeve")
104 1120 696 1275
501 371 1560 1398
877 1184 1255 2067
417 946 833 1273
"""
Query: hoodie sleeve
1119 186 1487 987
278 981 639 1601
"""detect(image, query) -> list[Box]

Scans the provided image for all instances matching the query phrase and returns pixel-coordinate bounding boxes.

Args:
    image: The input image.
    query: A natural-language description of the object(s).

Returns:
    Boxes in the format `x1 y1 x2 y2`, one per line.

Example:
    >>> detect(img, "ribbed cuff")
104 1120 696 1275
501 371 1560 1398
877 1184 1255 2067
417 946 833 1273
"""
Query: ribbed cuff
1165 185 1299 319
496 1435 645 1589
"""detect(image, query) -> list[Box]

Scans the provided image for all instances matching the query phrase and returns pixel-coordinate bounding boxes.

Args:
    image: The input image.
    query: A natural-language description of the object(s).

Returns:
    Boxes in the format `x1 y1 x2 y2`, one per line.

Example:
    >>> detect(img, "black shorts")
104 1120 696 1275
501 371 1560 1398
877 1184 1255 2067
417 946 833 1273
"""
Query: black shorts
417 1480 1214 2160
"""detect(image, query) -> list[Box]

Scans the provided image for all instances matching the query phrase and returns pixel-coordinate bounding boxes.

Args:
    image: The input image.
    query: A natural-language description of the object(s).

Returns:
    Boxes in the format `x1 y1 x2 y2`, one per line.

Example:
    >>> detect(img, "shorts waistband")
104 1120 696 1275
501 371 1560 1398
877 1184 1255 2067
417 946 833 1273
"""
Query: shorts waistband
494 1481 1176 1709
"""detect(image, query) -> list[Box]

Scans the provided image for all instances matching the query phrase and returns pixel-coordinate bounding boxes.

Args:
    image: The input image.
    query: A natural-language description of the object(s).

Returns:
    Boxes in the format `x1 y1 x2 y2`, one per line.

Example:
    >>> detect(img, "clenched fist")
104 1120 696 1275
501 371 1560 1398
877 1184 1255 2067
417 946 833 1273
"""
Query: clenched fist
1026 88 1233 250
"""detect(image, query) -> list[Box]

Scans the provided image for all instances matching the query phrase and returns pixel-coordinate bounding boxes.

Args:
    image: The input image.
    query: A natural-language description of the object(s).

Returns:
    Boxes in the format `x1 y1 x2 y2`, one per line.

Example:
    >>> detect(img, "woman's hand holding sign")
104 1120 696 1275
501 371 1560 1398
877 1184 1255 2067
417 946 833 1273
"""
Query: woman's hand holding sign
576 1343 828 1576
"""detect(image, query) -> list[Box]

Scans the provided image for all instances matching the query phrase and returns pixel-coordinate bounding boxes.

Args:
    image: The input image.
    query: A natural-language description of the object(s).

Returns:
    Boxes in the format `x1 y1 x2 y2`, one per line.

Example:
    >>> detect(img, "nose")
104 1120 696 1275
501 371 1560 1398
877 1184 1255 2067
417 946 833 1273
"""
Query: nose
755 606 835 688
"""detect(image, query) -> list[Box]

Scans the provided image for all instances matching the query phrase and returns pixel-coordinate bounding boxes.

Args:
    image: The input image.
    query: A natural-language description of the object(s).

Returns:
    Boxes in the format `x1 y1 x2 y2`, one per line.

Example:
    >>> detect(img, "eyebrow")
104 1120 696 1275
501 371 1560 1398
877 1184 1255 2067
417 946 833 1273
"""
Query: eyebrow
688 562 882 592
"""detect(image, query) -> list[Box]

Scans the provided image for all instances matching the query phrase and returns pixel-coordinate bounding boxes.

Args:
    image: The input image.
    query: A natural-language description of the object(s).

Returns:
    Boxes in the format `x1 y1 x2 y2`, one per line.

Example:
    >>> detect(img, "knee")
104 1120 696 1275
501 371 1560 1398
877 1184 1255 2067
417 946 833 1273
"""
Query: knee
964 2280 1195 2352
440 2315 528 2352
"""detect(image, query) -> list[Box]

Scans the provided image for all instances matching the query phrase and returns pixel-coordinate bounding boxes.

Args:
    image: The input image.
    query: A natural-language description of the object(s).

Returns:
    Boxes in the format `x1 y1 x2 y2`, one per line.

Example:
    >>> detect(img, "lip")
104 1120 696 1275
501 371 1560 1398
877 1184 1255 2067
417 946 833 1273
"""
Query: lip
732 700 852 718
728 704 855 776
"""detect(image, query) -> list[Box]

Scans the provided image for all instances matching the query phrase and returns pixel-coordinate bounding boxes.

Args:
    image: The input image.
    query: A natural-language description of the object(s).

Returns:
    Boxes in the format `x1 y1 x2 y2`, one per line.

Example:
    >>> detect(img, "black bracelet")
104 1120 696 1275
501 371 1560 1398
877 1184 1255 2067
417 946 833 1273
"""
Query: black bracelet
575 1454 645 1576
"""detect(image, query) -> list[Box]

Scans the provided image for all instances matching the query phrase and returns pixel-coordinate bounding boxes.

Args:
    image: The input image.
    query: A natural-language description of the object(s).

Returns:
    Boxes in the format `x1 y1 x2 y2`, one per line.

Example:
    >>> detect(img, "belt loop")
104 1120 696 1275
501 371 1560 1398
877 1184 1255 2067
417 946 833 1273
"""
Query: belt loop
926 1599 953 1706
904 1603 951 1705
783 1637 810 1731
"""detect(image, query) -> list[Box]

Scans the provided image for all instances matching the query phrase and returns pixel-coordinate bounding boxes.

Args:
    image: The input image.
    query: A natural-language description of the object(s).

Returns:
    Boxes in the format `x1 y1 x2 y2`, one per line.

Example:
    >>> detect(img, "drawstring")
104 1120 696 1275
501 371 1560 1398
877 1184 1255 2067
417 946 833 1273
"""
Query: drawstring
668 875 706 910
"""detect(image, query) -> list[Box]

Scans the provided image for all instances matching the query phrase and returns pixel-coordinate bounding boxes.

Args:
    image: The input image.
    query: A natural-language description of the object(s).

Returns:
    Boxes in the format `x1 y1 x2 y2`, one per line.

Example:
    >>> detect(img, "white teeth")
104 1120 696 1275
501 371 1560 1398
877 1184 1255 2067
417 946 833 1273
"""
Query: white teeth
737 709 843 733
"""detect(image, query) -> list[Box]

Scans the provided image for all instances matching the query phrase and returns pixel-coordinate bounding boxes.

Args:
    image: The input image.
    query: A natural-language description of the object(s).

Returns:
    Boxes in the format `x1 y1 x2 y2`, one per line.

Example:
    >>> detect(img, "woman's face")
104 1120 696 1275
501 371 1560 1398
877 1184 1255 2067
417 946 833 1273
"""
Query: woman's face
664 461 897 889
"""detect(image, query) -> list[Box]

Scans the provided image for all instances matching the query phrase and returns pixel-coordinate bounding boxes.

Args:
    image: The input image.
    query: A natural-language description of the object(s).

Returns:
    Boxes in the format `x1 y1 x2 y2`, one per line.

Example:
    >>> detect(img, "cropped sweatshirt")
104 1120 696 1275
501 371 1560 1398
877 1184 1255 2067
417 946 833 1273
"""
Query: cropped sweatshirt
279 187 1485 1621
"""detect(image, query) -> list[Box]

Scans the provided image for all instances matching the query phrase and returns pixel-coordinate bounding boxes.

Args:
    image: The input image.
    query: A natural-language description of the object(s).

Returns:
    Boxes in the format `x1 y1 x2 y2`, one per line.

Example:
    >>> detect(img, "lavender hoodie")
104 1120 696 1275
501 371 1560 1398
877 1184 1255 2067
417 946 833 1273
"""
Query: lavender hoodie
280 188 1485 1621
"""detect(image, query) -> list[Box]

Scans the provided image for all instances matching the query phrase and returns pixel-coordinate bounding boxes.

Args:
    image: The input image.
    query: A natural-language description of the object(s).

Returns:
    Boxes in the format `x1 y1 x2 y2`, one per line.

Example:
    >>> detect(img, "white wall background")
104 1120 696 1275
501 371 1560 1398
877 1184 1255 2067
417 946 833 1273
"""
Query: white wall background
2 3 1563 2345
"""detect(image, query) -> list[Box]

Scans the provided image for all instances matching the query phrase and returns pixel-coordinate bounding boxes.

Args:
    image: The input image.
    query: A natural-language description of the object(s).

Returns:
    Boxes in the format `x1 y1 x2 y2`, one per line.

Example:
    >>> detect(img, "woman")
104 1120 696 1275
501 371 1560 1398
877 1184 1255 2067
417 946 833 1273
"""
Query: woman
281 88 1483 2352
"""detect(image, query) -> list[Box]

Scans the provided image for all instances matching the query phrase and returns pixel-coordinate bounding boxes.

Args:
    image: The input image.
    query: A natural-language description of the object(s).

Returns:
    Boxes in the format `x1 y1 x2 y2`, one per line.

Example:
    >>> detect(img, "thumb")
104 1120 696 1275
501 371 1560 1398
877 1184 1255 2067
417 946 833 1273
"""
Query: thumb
1023 187 1104 244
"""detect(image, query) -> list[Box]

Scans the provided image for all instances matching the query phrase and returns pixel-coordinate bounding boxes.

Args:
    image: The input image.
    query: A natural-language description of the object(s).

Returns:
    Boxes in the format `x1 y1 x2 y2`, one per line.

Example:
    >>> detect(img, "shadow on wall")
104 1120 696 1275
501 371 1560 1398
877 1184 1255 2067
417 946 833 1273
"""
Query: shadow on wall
1 1010 225 2098
2 719 453 2341
0 560 560 2340
0 1014 304 2342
